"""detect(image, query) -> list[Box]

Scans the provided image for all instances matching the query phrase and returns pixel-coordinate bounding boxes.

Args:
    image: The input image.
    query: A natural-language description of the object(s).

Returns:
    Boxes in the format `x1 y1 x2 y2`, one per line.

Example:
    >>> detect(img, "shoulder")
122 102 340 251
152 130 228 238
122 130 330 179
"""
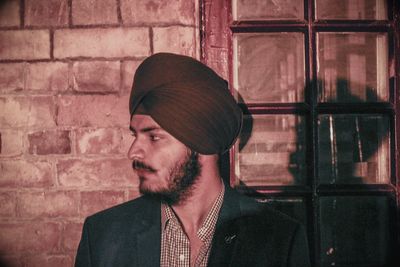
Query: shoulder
223 188 302 237
241 206 301 236
75 196 162 266
225 187 297 221
212 189 310 266
234 204 310 266
84 195 160 228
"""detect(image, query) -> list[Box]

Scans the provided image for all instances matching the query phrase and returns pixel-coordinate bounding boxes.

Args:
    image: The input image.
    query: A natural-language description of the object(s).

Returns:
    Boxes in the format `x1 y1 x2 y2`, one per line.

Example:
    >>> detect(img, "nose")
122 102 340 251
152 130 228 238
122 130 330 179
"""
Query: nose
127 138 144 160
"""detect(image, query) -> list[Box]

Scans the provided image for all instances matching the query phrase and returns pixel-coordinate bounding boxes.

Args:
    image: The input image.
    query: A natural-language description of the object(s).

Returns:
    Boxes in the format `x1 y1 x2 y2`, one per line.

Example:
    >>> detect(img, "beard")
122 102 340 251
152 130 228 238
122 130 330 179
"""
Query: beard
138 150 201 205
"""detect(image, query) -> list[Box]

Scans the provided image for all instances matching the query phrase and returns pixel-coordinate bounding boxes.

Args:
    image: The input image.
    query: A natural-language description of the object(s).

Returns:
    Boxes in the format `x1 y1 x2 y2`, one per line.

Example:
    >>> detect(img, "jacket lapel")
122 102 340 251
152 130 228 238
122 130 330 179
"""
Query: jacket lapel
136 220 161 267
208 186 243 266
208 186 265 267
135 197 161 267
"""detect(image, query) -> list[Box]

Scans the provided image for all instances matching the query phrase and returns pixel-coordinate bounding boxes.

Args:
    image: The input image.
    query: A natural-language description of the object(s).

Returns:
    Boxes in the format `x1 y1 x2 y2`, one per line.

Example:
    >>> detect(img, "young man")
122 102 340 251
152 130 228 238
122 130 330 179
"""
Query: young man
75 53 310 267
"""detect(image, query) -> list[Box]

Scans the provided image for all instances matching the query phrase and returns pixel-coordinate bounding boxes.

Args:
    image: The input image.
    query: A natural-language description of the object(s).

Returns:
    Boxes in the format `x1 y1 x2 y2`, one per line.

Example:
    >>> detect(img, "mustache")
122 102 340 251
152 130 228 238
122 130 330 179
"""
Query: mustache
132 160 156 173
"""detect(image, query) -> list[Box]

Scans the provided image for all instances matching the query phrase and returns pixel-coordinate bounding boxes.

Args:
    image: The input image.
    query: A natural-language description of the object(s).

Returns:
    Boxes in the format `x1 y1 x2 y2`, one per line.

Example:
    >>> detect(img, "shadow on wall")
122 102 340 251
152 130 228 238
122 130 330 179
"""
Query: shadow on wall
233 78 389 191
231 78 392 266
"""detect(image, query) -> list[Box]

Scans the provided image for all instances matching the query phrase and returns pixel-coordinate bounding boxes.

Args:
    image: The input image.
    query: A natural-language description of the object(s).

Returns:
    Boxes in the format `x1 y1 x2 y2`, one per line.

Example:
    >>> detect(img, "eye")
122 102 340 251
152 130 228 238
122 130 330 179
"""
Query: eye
150 134 160 141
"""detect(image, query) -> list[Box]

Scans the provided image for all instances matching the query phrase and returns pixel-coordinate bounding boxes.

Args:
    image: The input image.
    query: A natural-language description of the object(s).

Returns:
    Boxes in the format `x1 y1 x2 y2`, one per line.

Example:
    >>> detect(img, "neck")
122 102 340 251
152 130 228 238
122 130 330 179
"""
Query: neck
171 154 223 235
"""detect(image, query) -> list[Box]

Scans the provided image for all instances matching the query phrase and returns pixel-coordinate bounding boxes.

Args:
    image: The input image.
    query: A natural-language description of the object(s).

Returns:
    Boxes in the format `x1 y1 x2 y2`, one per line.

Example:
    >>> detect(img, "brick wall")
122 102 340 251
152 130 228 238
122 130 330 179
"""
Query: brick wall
0 1 200 266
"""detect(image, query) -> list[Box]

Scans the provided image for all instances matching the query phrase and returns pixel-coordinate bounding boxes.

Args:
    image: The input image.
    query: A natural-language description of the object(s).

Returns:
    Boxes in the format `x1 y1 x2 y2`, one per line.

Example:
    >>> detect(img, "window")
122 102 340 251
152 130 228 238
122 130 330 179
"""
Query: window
202 0 399 266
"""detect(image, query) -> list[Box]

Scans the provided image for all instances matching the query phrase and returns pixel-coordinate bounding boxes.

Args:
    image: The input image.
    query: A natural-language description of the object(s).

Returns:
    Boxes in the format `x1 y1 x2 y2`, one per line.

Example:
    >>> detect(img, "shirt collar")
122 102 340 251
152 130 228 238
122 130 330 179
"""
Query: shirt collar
161 182 225 241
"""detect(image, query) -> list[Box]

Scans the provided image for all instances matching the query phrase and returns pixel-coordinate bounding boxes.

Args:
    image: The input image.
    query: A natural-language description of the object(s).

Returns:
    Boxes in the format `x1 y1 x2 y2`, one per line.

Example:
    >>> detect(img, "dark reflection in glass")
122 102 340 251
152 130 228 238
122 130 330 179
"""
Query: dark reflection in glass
319 196 391 267
318 114 390 184
234 77 392 265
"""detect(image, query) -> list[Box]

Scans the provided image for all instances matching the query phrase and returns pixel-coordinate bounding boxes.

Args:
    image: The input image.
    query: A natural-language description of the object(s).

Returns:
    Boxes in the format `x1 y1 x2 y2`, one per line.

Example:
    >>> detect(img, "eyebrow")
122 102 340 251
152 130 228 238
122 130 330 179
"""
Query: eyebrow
129 126 162 133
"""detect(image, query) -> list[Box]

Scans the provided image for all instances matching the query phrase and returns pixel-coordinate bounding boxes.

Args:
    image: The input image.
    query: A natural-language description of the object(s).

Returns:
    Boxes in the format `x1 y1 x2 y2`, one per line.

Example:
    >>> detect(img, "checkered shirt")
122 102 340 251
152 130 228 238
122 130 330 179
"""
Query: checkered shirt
160 186 225 267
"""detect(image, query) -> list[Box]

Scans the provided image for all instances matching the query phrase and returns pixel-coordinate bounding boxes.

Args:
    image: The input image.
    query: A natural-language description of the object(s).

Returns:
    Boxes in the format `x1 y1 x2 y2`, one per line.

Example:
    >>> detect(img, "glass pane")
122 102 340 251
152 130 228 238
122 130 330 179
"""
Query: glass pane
318 114 390 184
235 114 306 186
316 0 388 20
256 197 307 226
320 196 392 267
233 33 305 103
317 32 389 102
232 0 304 21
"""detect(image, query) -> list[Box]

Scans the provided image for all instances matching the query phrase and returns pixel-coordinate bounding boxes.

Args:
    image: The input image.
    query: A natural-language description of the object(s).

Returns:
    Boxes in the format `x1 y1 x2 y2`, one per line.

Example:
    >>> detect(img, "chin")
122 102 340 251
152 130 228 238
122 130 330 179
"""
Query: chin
139 182 182 205
139 180 165 195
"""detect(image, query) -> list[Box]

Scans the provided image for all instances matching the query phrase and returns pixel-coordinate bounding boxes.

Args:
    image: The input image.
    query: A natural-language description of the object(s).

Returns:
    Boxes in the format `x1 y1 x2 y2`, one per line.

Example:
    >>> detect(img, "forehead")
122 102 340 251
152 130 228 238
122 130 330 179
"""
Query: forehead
130 114 162 130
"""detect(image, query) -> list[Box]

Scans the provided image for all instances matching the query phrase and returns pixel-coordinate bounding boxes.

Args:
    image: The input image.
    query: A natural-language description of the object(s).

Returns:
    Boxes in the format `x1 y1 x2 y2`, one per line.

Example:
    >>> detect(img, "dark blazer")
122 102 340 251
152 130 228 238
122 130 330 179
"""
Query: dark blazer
75 187 311 267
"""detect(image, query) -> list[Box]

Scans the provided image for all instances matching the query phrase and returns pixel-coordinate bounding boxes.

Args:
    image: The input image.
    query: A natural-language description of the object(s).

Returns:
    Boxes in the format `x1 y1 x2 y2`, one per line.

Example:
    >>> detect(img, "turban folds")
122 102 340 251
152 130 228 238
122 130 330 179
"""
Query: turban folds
129 53 242 155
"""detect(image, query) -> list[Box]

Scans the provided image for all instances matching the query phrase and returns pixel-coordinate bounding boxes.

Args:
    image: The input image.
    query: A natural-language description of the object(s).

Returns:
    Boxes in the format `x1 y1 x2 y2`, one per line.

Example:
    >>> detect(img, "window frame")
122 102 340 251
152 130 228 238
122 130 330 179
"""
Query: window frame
201 0 400 266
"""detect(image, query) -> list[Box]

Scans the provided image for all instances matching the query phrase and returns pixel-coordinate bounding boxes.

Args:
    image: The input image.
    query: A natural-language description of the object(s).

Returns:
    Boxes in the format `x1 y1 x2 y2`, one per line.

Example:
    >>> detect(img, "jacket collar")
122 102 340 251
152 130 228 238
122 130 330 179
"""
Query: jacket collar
208 185 242 266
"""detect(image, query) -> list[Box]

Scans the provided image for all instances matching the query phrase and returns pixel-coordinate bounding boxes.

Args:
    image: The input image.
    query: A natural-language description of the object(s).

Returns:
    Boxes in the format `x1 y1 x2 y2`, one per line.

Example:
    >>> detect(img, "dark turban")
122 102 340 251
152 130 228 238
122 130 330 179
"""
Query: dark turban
129 53 242 155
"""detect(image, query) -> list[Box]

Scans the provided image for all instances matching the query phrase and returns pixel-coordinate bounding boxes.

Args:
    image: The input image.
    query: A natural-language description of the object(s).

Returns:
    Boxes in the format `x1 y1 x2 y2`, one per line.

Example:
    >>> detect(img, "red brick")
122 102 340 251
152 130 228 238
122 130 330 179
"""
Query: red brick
28 96 57 127
54 28 150 59
62 222 83 251
72 61 120 92
120 0 195 25
76 128 122 154
25 62 69 91
72 0 118 25
0 63 25 91
0 130 23 156
0 160 54 188
80 190 125 216
0 97 30 127
121 60 141 92
153 26 198 57
57 95 129 127
57 158 137 187
28 130 71 155
0 0 20 27
0 222 61 253
75 128 133 156
0 30 50 60
22 254 73 267
0 96 56 128
18 191 79 218
0 192 17 217
25 0 68 26
120 128 134 155
0 224 23 252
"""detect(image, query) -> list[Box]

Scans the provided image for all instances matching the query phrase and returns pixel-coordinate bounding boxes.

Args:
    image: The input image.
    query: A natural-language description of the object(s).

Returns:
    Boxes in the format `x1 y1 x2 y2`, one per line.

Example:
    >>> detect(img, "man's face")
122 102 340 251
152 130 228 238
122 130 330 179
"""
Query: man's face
128 114 201 204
